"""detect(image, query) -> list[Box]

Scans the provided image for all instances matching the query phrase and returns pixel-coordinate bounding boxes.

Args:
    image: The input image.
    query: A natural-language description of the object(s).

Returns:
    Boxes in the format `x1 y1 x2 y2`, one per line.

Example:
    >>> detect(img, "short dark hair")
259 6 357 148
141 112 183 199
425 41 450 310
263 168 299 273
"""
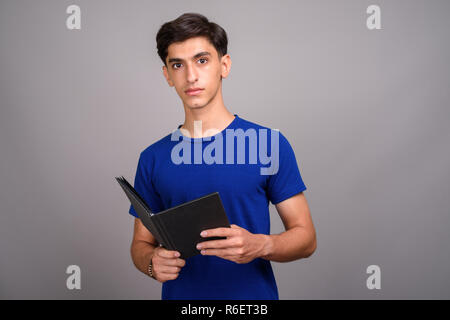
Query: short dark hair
156 13 228 67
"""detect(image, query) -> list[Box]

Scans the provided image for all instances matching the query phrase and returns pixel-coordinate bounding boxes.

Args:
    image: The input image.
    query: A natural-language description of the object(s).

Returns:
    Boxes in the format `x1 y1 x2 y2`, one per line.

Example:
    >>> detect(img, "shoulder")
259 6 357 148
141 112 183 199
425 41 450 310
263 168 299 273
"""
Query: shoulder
138 131 175 161
236 115 291 146
235 116 271 131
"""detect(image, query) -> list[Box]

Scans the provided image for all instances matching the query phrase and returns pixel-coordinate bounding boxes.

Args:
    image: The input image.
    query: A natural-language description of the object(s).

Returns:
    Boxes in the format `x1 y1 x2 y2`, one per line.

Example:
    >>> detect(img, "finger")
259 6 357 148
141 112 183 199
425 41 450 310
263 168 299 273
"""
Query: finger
197 238 239 250
201 250 241 263
159 272 179 281
157 248 180 259
200 248 237 257
154 265 181 274
220 255 241 264
156 257 186 268
200 226 236 238
163 258 186 268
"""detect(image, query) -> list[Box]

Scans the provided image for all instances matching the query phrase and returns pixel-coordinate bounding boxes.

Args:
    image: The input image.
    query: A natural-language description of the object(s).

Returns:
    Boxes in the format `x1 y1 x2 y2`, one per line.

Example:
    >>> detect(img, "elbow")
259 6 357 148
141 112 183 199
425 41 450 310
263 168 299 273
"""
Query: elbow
130 241 137 264
130 239 142 267
303 234 317 258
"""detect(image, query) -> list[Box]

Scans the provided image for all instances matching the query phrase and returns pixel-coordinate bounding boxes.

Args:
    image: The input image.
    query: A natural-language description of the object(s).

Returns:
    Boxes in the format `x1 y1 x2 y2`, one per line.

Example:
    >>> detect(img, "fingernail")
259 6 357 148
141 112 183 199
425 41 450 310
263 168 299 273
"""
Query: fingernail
200 231 207 237
196 244 202 250
175 252 180 257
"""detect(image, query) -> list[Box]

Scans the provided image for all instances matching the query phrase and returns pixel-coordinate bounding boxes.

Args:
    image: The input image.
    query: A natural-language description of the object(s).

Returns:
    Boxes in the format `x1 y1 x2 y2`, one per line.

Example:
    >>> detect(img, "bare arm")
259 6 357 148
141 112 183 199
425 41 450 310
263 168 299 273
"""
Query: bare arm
130 218 158 275
261 192 317 262
197 192 317 264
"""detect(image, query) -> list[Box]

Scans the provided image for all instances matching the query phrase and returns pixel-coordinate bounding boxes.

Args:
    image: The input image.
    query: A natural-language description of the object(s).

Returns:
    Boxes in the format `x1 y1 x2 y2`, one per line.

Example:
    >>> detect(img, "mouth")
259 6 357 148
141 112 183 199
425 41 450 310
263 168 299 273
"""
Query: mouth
185 88 204 96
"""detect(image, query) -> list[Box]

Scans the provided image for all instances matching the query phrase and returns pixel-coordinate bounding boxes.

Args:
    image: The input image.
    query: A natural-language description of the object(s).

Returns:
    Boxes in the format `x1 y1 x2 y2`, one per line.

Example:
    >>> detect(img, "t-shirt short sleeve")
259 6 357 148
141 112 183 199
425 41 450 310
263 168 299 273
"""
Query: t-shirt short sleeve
266 131 307 205
128 151 164 218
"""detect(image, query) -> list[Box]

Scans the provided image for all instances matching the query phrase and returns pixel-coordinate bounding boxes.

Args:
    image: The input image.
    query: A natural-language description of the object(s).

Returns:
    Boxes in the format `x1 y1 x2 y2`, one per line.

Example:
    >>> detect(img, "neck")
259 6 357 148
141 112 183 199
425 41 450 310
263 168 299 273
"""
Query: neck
180 85 235 138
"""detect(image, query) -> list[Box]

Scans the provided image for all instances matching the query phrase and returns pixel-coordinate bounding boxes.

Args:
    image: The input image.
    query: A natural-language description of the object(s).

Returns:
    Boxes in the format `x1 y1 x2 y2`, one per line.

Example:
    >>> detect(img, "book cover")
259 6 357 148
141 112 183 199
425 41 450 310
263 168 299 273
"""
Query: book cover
115 176 230 259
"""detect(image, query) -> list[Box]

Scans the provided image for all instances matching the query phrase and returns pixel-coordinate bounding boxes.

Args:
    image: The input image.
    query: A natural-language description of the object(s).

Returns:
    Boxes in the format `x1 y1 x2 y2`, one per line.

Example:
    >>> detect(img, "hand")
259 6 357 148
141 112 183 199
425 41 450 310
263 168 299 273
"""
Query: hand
151 246 186 283
197 224 269 264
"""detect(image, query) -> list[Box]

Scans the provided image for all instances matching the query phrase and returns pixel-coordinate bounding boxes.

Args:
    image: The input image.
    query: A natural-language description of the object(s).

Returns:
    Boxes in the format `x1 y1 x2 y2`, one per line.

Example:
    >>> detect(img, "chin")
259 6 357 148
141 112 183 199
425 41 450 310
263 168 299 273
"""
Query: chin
187 104 206 110
185 100 207 109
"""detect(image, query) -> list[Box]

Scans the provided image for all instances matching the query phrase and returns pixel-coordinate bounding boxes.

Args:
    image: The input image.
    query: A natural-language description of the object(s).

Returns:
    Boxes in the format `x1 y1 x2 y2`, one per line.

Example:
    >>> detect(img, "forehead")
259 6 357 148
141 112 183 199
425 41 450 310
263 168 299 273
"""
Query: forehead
167 36 217 60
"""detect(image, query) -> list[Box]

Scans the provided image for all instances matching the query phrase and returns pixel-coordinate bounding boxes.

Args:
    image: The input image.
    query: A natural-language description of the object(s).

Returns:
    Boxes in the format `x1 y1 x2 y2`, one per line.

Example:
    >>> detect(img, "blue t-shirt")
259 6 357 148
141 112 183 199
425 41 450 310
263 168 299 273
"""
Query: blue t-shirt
129 114 307 300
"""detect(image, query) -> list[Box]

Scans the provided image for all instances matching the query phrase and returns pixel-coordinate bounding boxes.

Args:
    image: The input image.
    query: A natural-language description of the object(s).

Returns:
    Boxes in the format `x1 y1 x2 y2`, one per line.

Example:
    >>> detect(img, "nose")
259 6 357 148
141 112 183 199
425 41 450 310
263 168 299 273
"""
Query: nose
186 62 198 83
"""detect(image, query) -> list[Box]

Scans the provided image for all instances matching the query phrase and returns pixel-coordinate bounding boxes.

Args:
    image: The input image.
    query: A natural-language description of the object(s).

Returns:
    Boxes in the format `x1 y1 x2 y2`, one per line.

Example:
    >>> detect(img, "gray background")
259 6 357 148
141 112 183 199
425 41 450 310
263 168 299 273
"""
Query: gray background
1 0 449 299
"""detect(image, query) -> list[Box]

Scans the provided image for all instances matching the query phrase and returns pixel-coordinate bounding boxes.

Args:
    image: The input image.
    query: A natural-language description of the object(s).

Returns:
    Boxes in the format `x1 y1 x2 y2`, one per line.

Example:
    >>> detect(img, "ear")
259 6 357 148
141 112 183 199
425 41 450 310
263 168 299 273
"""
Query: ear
220 54 232 79
162 65 174 87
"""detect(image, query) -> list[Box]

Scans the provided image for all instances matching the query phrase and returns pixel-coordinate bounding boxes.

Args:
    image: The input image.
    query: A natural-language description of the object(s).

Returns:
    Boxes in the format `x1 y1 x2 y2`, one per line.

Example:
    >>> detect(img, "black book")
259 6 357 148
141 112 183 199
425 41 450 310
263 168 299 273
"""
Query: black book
115 176 231 259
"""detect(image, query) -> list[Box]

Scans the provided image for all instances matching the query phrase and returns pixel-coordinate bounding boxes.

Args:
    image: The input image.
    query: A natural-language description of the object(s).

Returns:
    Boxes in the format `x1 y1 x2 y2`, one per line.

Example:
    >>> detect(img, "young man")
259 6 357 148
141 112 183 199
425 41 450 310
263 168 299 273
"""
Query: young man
129 13 316 300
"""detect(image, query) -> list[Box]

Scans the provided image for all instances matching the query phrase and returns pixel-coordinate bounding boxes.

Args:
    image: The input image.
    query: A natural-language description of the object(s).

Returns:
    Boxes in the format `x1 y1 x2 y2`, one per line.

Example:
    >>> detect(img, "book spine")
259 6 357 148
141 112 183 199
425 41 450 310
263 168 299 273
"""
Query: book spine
152 214 177 252
116 178 168 248
145 216 167 248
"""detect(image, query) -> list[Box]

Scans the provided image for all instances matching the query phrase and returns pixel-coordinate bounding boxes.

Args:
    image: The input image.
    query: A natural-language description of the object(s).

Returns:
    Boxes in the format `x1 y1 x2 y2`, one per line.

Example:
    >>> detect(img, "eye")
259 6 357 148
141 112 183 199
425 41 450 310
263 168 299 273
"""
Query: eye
172 58 208 70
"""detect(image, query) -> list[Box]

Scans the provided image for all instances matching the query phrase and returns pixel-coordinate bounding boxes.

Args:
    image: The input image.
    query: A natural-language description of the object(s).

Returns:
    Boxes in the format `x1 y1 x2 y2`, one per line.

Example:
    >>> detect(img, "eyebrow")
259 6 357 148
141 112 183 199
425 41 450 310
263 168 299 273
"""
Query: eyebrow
167 51 211 64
